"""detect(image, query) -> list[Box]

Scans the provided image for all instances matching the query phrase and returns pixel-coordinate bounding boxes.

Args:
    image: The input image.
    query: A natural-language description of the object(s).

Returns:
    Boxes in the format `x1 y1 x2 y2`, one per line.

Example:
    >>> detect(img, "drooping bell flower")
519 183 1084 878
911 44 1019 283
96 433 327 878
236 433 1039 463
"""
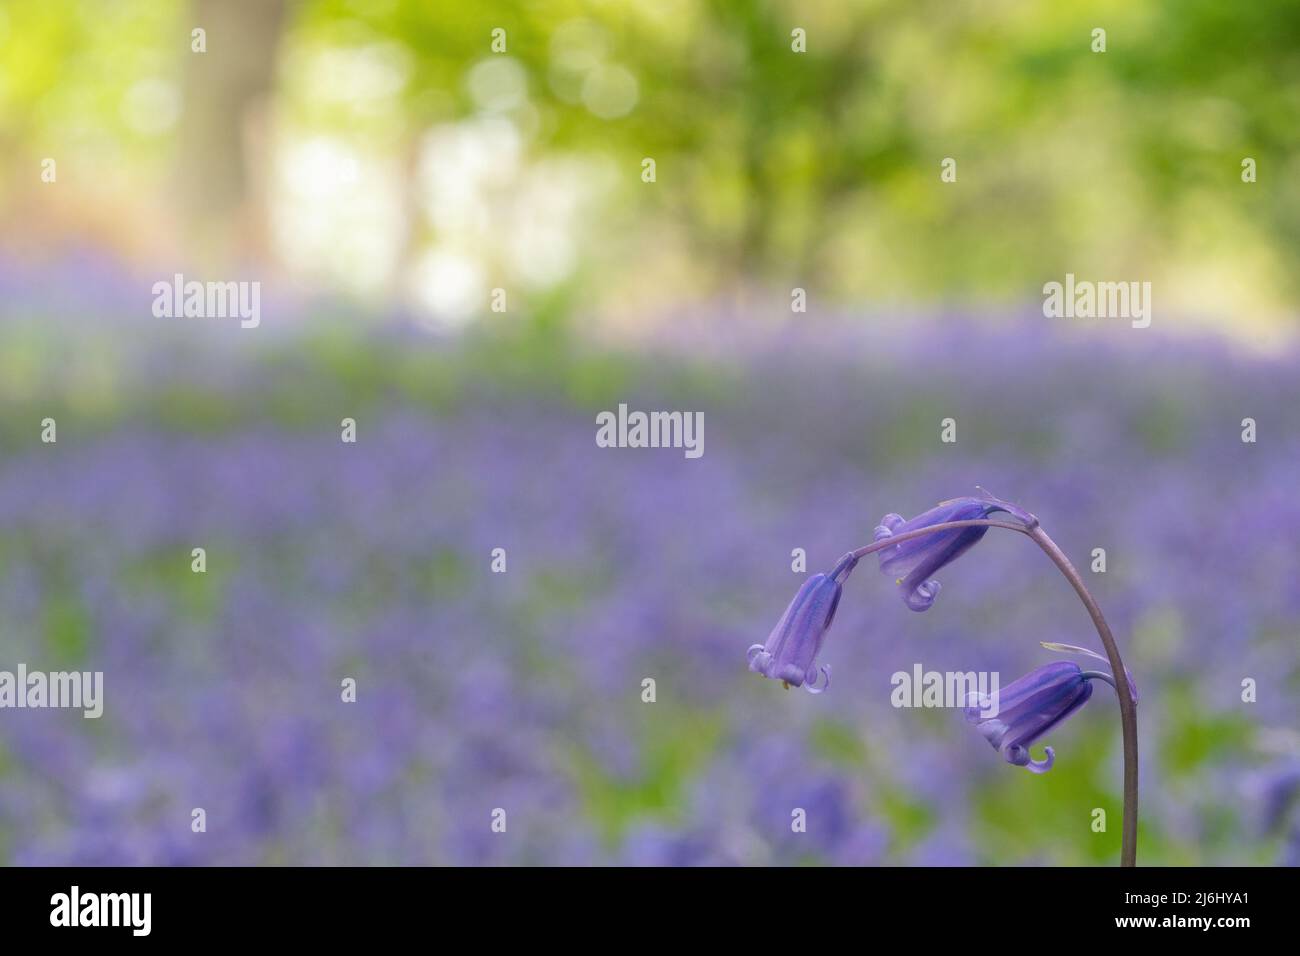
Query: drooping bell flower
874 490 1035 611
964 660 1102 774
747 553 858 693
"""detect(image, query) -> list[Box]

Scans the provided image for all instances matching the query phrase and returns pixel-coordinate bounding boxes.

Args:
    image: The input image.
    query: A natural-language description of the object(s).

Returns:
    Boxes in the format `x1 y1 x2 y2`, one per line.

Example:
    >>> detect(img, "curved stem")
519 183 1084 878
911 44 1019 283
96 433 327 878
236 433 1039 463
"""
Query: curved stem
843 515 1139 867
1024 526 1138 868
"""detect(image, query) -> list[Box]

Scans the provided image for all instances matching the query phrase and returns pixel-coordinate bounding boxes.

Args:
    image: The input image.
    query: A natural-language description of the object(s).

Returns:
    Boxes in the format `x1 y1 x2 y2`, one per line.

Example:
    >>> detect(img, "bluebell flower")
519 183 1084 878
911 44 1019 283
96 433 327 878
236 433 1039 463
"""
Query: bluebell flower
964 660 1101 773
874 490 1035 611
747 553 857 693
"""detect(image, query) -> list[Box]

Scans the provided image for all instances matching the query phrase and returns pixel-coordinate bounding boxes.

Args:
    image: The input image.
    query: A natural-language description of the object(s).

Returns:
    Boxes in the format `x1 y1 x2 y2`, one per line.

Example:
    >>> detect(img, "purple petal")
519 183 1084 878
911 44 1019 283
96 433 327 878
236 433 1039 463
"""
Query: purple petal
803 664 830 694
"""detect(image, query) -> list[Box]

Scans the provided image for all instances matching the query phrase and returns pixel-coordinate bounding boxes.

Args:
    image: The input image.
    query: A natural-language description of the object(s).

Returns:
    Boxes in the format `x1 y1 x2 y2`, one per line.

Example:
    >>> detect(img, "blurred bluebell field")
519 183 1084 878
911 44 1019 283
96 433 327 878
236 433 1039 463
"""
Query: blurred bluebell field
0 267 1296 865
2 0 1299 868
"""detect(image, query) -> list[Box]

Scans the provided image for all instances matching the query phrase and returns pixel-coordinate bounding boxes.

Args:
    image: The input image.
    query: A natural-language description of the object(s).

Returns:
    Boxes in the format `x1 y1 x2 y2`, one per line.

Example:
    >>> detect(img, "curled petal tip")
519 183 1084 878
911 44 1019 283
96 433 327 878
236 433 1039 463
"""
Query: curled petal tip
803 664 830 694
1004 743 1055 773
1024 746 1055 774
903 578 940 611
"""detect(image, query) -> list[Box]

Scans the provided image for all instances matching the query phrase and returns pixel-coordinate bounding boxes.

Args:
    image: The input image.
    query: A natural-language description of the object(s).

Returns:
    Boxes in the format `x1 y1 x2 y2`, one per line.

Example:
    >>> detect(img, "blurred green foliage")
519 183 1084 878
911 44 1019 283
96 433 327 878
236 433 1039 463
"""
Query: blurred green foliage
2 1 1298 328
